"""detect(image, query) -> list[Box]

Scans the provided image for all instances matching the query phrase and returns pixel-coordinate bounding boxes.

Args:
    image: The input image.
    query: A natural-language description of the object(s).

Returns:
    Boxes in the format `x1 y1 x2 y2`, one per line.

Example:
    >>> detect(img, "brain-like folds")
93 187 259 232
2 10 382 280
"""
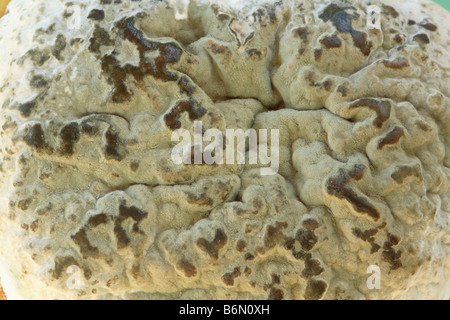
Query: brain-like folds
0 0 449 299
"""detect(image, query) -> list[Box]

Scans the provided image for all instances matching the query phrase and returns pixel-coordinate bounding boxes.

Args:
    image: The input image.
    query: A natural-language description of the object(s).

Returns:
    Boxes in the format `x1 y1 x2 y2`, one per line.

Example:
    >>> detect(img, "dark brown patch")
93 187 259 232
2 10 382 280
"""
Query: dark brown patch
99 18 185 103
83 268 92 281
327 165 380 221
207 41 229 54
271 273 281 285
318 4 355 33
349 99 391 128
30 220 39 232
352 226 379 242
382 233 402 270
53 256 78 279
164 100 206 130
314 49 322 61
264 221 288 248
419 22 437 32
33 23 56 38
100 55 131 103
222 267 241 286
63 8 74 18
139 41 183 81
304 280 327 300
104 128 122 161
30 75 49 89
88 214 108 227
89 26 113 53
24 124 47 150
322 80 332 91
196 229 228 260
319 4 372 56
413 33 430 45
337 85 348 97
114 203 148 249
293 27 308 42
119 203 147 222
382 5 399 18
81 120 97 135
26 48 51 67
236 240 247 252
88 9 105 20
302 259 324 278
177 76 195 95
377 127 404 149
370 243 381 254
59 122 80 156
176 259 197 277
391 165 421 184
246 48 262 59
352 222 386 254
217 13 231 21
383 58 409 69
185 192 214 206
350 29 372 56
321 35 342 48
70 38 83 46
284 237 295 250
286 233 314 261
130 161 140 172
268 288 284 300
18 100 38 117
72 229 99 259
295 229 318 251
293 251 313 262
348 163 366 181
52 34 67 60
244 253 255 261
302 219 319 230
17 199 31 211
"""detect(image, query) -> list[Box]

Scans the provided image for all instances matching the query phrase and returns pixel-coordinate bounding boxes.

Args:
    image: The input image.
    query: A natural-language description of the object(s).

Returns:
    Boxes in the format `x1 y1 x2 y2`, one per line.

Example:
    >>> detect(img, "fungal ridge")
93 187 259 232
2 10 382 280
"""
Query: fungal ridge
327 164 381 221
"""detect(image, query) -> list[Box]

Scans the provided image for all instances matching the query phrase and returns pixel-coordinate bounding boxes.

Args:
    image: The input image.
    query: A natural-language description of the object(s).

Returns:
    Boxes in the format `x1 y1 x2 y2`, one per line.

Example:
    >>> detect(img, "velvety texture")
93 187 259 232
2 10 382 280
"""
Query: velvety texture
0 0 449 300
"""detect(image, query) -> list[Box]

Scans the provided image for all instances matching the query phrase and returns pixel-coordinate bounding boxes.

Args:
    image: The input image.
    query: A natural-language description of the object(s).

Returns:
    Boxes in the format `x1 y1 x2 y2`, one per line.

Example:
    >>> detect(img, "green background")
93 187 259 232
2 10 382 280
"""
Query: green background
433 0 450 11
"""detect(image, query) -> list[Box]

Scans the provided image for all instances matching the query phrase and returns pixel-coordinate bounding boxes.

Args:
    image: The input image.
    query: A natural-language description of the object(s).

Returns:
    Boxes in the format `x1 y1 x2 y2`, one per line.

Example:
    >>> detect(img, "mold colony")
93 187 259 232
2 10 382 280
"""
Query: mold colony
0 0 449 300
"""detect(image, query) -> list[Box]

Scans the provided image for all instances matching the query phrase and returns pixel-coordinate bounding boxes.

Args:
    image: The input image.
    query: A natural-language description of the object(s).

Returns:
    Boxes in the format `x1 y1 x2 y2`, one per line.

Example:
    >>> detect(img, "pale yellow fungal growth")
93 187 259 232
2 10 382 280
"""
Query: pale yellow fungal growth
0 0 449 300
